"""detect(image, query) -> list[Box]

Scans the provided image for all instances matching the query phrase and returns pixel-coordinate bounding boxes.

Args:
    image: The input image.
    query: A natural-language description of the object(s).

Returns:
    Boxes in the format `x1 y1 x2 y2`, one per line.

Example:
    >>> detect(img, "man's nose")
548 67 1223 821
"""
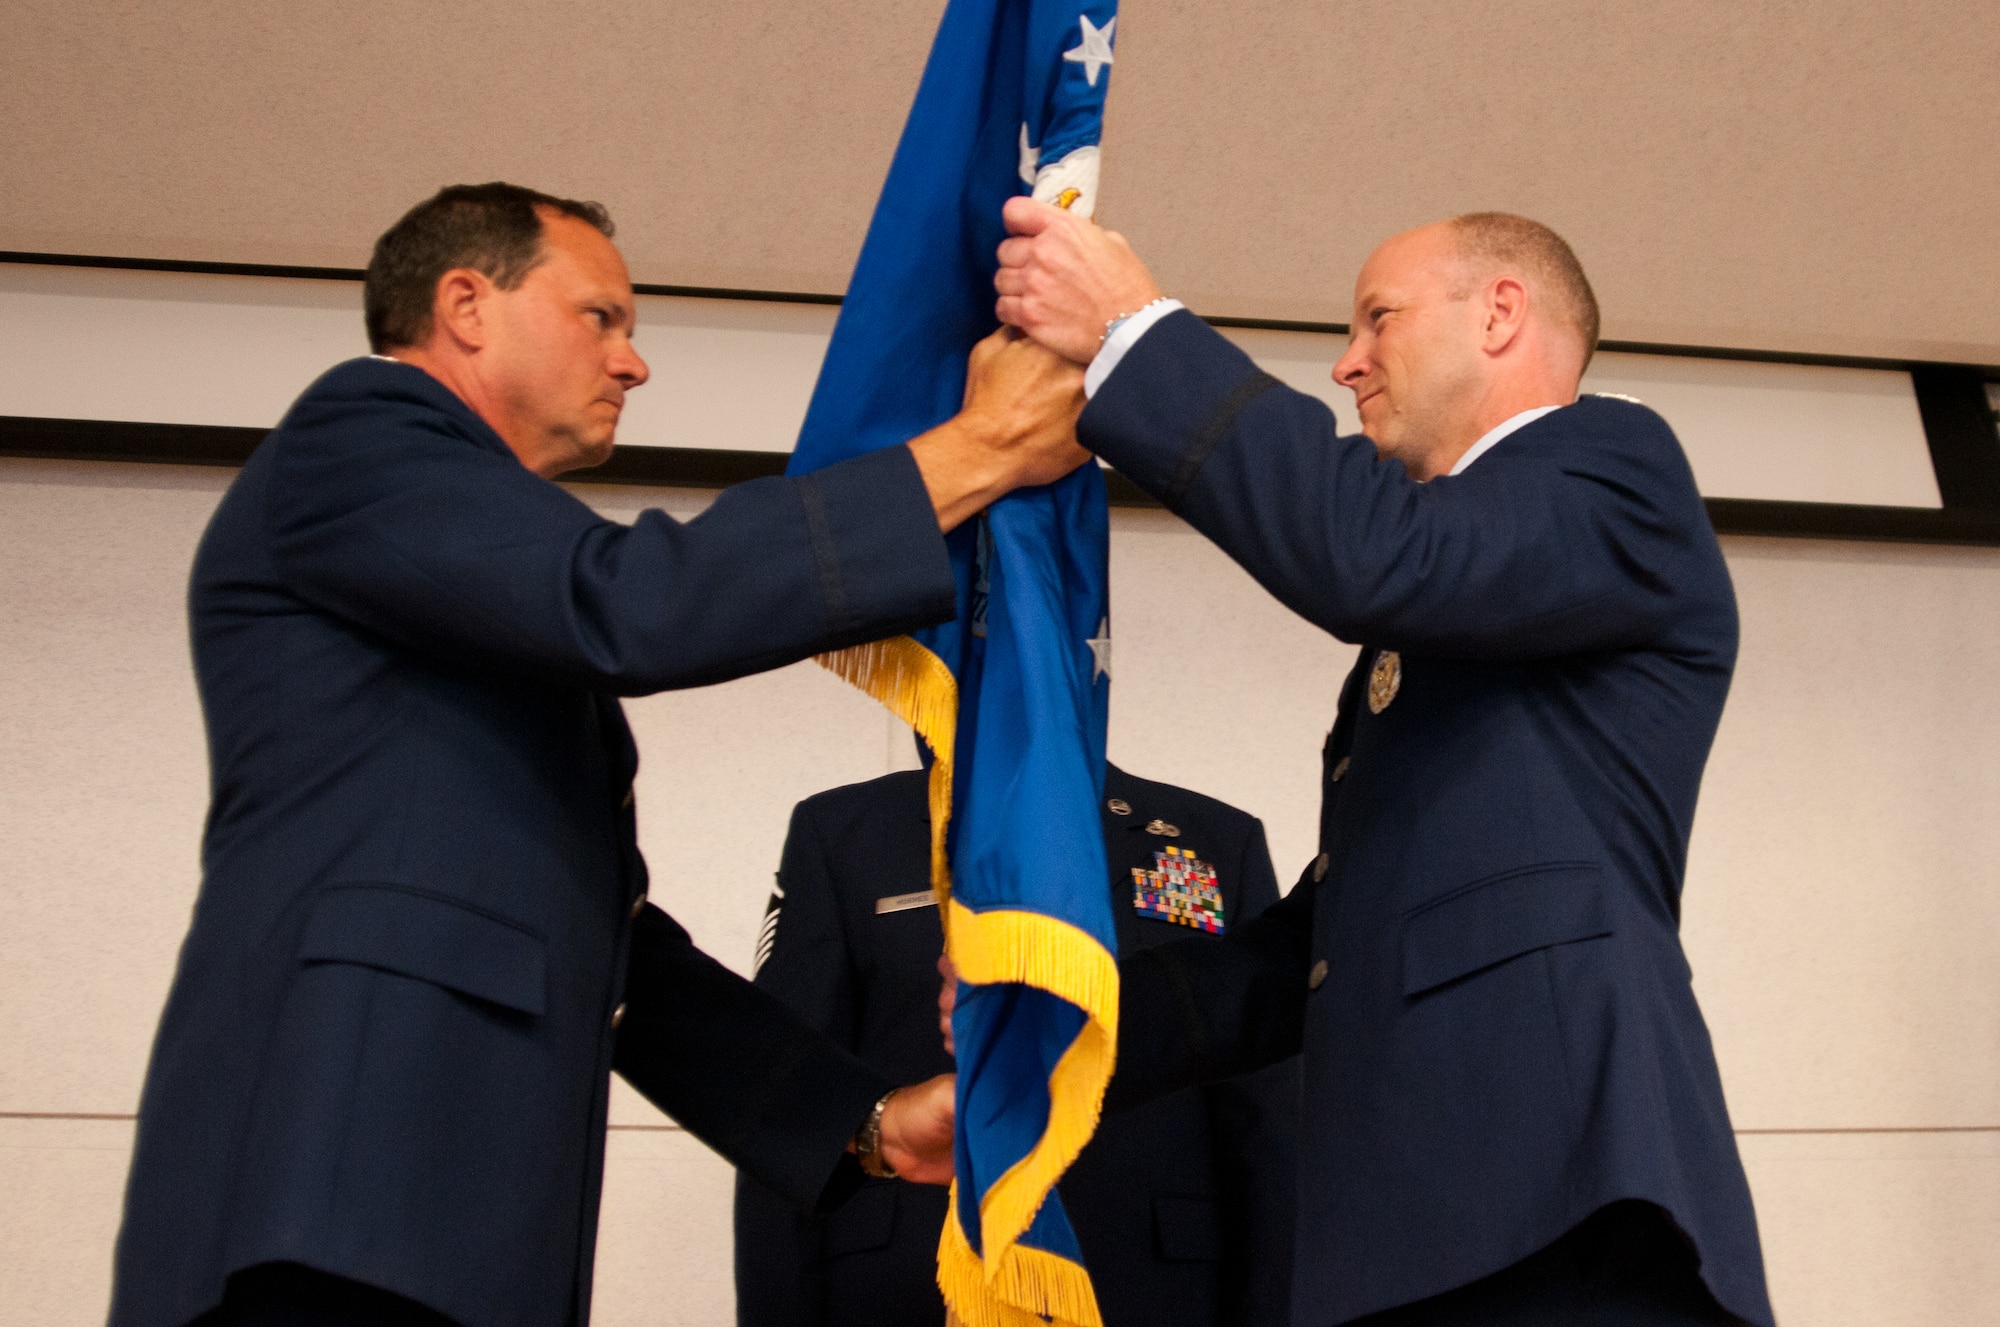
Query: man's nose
610 340 649 389
1331 341 1367 388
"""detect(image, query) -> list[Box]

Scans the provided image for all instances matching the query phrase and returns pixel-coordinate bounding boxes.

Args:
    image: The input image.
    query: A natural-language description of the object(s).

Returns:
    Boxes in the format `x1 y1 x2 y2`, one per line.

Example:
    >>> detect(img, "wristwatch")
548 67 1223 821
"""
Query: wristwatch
1101 296 1172 345
853 1089 898 1179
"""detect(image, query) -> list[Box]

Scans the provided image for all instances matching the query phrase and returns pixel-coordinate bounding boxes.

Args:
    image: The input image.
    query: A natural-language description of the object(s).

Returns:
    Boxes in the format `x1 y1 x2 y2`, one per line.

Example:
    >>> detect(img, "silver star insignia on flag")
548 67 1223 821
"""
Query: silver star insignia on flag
1063 15 1115 87
1087 617 1112 681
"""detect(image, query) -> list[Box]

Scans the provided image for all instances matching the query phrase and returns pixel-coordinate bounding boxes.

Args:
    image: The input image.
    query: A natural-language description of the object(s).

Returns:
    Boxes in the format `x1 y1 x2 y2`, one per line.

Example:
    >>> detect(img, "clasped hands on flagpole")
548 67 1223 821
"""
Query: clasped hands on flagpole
993 195 1165 364
906 321 1092 532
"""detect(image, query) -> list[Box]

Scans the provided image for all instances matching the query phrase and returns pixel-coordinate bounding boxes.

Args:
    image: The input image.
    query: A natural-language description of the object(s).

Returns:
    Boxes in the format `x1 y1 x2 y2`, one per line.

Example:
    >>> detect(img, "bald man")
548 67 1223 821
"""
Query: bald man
985 206 1773 1327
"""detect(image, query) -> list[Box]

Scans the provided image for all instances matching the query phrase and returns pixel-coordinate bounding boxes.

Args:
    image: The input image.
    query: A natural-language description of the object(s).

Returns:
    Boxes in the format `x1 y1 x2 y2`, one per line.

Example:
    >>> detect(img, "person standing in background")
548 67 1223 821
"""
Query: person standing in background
738 762 1298 1327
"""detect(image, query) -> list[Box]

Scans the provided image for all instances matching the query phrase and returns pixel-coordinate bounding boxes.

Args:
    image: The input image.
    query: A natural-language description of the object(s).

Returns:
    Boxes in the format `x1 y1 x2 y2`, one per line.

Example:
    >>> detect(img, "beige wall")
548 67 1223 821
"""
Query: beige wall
3 453 1997 1326
3 2 1997 362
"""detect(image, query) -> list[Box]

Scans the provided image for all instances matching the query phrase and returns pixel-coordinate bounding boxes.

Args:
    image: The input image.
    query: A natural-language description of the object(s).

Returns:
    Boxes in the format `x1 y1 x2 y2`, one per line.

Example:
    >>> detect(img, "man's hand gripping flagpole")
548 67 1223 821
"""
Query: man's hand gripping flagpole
993 196 1165 364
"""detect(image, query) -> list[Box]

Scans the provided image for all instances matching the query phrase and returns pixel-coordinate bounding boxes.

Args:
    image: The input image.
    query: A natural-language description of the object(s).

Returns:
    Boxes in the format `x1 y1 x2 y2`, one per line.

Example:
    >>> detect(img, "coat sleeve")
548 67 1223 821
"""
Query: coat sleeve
266 377 957 695
614 903 887 1215
731 799 861 1327
1079 311 1705 660
1204 818 1298 1327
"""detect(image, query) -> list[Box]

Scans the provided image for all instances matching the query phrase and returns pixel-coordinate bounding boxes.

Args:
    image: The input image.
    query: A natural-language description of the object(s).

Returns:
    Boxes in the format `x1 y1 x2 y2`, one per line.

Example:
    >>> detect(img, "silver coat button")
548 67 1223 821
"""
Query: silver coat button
1308 960 1329 990
610 1002 627 1029
1312 853 1329 883
629 893 647 920
621 786 634 809
1331 756 1351 783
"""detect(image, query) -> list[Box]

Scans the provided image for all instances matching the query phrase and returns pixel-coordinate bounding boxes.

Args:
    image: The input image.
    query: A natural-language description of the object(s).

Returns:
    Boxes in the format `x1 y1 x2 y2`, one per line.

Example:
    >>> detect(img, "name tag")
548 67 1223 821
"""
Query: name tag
875 890 938 915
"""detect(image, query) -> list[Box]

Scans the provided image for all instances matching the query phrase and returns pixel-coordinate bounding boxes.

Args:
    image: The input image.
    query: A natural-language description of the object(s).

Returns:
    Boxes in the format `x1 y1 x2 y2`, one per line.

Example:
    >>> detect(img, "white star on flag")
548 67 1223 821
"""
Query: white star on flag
1063 14 1115 87
1087 617 1112 680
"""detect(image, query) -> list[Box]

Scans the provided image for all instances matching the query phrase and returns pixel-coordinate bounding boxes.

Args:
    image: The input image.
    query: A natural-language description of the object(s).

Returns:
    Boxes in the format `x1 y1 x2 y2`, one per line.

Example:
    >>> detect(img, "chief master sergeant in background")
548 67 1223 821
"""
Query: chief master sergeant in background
109 181 1090 1327
737 761 1299 1327
989 202 1775 1326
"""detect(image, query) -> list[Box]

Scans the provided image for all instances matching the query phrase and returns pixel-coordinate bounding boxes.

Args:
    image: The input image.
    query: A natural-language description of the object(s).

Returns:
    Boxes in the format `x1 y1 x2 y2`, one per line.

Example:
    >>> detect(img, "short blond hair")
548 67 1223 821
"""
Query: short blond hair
1447 213 1600 366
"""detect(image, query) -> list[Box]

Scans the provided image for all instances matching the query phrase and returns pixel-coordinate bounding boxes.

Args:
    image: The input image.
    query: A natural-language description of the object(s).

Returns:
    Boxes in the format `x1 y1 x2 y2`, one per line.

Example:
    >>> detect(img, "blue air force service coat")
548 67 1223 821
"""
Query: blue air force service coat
1083 313 1774 1327
736 764 1300 1327
110 358 959 1327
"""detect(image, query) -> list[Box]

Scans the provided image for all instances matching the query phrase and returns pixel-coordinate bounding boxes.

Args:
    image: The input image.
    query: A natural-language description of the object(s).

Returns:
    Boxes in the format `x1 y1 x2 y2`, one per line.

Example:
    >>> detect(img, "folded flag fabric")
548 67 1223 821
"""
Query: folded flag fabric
785 2 1121 1324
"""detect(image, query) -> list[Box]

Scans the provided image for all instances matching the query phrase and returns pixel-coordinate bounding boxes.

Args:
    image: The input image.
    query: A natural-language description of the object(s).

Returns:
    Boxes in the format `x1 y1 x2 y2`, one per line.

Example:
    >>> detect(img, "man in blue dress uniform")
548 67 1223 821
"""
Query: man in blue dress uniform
735 762 1298 1327
985 205 1775 1326
109 182 1090 1327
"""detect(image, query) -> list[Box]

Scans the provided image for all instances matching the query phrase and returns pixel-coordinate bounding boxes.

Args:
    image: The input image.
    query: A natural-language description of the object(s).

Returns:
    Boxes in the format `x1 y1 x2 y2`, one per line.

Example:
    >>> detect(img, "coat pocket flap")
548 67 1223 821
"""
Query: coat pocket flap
1402 863 1610 998
300 884 547 1015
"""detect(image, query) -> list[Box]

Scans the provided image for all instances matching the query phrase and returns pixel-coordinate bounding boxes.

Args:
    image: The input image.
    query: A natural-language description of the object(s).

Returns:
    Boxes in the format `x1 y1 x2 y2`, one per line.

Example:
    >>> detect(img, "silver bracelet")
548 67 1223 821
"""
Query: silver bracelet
1101 296 1172 345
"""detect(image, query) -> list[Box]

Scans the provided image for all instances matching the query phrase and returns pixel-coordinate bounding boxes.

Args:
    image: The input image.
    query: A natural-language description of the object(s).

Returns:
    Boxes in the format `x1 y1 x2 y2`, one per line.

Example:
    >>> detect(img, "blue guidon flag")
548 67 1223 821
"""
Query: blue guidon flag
785 2 1120 1324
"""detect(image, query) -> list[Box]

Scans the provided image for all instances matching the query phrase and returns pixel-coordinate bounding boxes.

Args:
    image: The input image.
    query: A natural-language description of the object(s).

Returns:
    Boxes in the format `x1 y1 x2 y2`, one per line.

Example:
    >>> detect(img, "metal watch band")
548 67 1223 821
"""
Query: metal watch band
855 1089 898 1179
1100 295 1171 344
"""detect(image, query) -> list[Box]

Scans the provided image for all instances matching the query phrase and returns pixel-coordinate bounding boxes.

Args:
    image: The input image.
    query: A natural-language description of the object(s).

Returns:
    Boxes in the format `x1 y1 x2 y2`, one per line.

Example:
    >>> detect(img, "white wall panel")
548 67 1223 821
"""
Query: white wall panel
0 1117 132 1327
1741 1128 2000 1326
0 461 225 1115
1685 538 2000 1130
615 300 839 454
1 264 1947 507
1583 352 1939 508
1215 328 1940 509
0 263 835 454
0 264 368 429
592 1128 739 1327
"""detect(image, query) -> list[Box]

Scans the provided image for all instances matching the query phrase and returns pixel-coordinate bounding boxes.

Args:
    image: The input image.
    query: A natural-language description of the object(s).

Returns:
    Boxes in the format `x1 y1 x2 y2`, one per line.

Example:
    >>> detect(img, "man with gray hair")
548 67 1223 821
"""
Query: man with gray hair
982 202 1774 1325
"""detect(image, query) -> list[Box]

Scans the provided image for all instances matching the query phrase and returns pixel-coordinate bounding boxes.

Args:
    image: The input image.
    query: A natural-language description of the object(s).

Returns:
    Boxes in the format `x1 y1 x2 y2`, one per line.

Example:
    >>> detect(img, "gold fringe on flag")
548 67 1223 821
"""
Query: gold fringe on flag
940 1183 1107 1327
816 637 1117 1327
944 898 1119 1260
815 637 958 908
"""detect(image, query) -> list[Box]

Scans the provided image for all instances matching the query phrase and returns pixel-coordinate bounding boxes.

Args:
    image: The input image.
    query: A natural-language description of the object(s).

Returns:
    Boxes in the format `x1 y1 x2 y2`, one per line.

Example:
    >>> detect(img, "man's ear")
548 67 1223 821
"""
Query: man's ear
1482 275 1530 354
430 268 493 353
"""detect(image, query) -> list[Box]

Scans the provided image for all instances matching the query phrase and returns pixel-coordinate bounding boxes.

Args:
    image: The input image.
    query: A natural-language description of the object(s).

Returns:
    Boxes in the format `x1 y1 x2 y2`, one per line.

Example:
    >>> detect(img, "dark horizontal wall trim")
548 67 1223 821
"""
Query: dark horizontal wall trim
10 250 1998 375
0 250 843 307
1703 498 2000 546
0 415 269 467
0 415 801 489
1204 314 2000 376
9 415 2000 548
635 283 843 306
0 250 368 283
